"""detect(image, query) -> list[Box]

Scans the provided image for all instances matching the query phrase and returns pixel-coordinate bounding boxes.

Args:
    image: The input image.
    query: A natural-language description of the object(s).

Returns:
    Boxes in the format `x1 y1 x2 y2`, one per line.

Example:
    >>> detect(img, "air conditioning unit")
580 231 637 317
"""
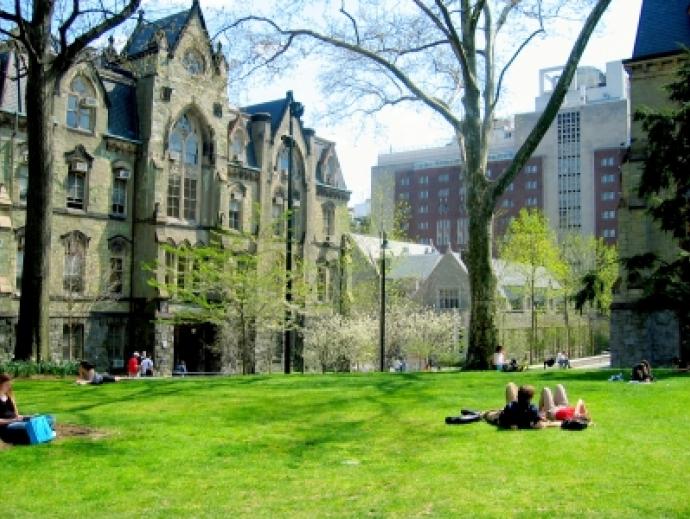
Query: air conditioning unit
115 169 130 180
81 97 98 108
71 161 88 172
274 196 284 205
293 200 301 208
169 151 181 161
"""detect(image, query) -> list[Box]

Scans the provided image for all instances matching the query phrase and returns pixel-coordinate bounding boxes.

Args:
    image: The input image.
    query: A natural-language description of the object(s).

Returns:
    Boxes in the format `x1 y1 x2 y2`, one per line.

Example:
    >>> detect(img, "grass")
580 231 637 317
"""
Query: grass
5 369 690 518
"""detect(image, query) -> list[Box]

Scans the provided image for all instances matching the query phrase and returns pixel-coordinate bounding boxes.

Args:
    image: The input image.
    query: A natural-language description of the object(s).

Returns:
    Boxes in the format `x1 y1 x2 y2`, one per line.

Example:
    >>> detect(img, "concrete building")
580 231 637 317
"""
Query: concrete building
0 2 350 373
610 0 690 368
371 61 629 249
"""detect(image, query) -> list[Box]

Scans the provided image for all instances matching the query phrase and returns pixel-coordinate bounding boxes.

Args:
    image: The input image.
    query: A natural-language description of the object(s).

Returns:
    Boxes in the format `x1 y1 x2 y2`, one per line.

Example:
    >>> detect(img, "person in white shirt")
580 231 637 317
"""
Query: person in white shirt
140 356 154 377
493 346 505 371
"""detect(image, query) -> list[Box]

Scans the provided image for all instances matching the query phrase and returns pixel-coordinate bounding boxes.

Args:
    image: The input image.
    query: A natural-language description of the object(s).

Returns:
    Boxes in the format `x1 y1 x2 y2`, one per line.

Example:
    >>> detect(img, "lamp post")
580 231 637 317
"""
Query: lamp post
379 231 388 372
283 93 304 375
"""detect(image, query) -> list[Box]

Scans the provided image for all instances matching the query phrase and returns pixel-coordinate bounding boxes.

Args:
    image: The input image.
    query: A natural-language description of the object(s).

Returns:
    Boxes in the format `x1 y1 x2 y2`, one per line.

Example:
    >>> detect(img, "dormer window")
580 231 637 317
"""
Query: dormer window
66 76 96 131
183 49 205 75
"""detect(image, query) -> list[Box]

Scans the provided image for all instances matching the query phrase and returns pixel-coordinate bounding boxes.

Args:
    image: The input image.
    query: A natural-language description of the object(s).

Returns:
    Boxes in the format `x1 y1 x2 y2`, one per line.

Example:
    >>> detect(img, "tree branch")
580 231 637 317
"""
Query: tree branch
433 0 477 91
59 0 81 54
54 0 141 73
339 0 360 45
491 0 612 202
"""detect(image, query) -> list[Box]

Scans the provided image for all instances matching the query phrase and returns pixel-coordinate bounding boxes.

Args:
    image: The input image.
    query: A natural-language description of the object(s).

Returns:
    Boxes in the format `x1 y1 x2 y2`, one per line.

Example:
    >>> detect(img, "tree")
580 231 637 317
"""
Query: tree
573 237 618 315
0 0 141 360
220 0 612 368
624 51 690 362
150 230 305 374
500 208 566 363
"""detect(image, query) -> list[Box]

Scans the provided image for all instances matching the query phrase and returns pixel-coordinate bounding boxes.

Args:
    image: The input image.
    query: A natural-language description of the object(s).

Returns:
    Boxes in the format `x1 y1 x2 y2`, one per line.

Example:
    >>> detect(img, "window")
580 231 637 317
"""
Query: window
398 192 409 201
601 174 616 184
458 185 467 203
67 169 86 210
601 157 615 167
526 180 538 190
17 165 28 202
525 165 538 174
419 190 429 199
66 76 95 131
112 176 127 215
62 324 84 361
457 217 468 245
231 134 244 162
183 178 197 220
438 188 449 198
167 174 181 218
526 197 538 206
602 210 616 220
418 175 429 185
507 182 514 192
418 222 429 231
182 49 205 75
164 248 176 287
168 114 203 221
400 177 410 186
602 229 616 238
109 239 126 296
439 288 460 309
419 205 429 214
63 232 87 293
439 203 449 214
436 219 451 247
439 173 450 183
317 265 328 303
557 111 581 230
15 229 24 291
177 251 188 290
229 199 241 231
601 191 616 201
323 204 335 237
106 323 126 370
501 199 515 208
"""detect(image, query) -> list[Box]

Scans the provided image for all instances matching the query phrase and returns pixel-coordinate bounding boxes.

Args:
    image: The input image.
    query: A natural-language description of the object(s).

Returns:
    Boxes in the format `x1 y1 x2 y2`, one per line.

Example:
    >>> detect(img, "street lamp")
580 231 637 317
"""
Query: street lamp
379 231 388 372
283 93 304 375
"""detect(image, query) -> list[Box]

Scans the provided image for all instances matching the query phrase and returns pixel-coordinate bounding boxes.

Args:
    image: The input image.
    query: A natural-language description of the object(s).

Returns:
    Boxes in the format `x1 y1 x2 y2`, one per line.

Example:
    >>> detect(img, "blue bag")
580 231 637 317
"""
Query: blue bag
25 416 56 444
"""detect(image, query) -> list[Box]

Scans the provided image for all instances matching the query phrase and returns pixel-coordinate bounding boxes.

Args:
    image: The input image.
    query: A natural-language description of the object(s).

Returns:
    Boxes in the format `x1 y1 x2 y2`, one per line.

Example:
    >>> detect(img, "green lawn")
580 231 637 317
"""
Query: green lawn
5 370 690 518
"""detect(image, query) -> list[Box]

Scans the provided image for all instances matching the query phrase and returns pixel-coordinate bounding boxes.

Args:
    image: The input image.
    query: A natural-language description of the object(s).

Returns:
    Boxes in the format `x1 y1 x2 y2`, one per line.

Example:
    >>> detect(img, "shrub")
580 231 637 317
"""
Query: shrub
0 361 79 378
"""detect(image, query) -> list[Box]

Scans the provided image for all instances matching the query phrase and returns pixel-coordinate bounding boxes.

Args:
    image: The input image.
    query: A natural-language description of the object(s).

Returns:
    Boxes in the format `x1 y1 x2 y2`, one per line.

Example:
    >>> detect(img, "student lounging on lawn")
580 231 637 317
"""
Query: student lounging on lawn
76 362 121 385
0 373 55 445
539 384 589 421
482 383 548 429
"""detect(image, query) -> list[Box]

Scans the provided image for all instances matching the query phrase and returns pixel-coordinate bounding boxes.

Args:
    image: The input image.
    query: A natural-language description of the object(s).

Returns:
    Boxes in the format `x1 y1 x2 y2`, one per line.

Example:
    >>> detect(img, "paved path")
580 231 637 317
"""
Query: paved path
529 353 611 371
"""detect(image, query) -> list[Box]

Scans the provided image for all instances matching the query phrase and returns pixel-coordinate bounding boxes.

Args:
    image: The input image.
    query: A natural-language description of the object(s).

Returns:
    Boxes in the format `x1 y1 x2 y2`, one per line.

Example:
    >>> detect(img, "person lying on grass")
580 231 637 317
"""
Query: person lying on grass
482 384 551 430
76 362 121 385
539 384 589 421
0 373 55 444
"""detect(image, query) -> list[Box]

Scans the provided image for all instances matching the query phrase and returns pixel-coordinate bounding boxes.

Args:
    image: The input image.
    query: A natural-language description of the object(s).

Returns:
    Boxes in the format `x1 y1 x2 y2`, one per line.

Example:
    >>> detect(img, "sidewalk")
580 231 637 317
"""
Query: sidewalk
529 353 611 370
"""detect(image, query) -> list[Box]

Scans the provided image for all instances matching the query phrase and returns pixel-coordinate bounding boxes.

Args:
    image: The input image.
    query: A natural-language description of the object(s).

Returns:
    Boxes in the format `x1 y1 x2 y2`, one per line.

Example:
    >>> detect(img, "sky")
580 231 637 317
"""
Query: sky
142 0 644 206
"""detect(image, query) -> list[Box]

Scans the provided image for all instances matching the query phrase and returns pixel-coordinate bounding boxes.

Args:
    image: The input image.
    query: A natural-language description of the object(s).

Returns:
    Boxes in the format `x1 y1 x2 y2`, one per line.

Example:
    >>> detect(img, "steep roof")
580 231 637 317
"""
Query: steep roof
242 97 289 136
103 79 139 140
349 234 438 266
631 0 690 61
123 1 210 58
388 254 442 281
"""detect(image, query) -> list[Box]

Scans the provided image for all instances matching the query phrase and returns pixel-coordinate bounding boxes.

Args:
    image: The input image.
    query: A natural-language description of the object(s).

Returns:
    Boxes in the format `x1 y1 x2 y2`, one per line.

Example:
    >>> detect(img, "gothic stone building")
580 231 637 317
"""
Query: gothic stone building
610 0 690 367
0 3 350 373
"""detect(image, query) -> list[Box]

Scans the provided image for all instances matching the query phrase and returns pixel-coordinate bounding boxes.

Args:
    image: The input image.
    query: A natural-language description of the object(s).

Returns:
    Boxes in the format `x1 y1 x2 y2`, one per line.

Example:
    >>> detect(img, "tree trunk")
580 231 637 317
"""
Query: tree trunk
465 206 498 369
16 40 55 361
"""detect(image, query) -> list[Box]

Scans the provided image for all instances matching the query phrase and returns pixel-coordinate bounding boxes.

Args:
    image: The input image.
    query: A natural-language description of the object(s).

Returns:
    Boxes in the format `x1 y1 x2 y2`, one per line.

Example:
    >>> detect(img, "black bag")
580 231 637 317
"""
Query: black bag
445 413 481 425
561 418 589 430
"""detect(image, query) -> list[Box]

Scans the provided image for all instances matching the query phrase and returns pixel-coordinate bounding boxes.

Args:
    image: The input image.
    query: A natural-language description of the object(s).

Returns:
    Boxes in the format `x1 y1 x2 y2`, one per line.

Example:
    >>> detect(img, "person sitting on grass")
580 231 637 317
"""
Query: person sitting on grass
631 360 654 383
483 383 548 429
539 384 589 422
76 362 121 385
0 373 55 445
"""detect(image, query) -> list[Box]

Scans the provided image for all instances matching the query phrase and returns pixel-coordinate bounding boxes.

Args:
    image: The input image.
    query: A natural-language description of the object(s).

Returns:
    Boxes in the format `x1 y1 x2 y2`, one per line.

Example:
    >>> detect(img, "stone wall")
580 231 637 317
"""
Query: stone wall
610 308 679 368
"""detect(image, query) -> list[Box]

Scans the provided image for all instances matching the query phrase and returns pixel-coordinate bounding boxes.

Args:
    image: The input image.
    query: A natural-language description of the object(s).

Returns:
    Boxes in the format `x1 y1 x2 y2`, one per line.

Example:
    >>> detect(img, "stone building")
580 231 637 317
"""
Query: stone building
610 0 690 367
0 2 350 373
371 61 629 250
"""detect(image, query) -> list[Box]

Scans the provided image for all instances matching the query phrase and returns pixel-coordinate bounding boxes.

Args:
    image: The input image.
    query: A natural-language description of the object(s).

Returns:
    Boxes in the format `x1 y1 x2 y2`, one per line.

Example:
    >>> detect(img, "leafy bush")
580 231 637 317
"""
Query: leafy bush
0 361 79 378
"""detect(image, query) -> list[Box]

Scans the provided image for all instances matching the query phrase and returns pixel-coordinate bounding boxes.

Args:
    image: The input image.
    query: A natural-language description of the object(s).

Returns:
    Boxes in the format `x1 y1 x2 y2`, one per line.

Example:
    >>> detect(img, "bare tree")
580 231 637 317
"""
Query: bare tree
217 0 611 368
0 0 140 360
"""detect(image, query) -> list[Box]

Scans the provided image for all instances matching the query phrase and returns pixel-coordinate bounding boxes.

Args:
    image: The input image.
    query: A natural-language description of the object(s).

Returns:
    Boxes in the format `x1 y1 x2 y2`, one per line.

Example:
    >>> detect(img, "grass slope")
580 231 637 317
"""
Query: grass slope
4 370 690 518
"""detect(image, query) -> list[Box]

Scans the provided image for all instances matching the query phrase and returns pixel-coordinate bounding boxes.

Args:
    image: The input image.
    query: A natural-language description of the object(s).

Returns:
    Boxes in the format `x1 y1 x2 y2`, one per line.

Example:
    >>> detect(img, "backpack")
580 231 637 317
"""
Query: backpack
560 418 589 431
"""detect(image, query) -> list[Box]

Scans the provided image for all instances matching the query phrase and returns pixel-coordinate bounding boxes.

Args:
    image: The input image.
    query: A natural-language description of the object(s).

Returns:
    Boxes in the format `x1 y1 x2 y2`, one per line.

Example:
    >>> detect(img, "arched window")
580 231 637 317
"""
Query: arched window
63 231 89 293
66 76 96 131
229 187 244 231
182 49 205 75
168 113 203 221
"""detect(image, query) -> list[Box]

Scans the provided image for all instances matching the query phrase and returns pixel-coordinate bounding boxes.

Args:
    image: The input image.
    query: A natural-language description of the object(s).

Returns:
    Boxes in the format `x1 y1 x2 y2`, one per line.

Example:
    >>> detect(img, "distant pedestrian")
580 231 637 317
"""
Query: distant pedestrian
175 360 187 376
557 352 571 369
493 346 505 371
127 352 140 378
140 355 154 377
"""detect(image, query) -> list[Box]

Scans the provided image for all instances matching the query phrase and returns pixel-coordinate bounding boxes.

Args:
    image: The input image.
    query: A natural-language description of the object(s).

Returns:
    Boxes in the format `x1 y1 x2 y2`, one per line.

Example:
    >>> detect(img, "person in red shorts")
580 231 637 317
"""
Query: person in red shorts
539 384 589 421
127 352 140 378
